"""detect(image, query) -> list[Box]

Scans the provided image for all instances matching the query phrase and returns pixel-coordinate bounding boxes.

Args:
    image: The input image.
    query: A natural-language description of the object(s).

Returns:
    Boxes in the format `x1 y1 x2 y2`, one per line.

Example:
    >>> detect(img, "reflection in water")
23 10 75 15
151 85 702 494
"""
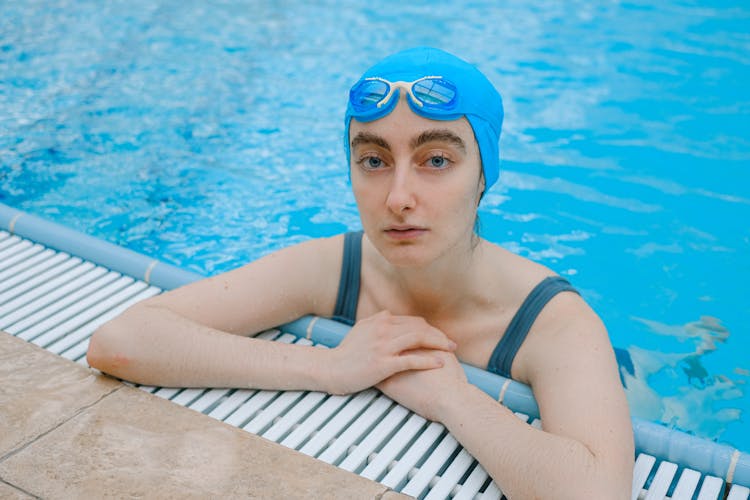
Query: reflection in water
616 316 745 442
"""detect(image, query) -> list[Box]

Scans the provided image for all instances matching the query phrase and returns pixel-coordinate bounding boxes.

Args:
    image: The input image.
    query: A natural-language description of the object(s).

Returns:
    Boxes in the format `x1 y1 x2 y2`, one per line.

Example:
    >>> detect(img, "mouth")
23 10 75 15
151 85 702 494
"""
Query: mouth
383 225 428 240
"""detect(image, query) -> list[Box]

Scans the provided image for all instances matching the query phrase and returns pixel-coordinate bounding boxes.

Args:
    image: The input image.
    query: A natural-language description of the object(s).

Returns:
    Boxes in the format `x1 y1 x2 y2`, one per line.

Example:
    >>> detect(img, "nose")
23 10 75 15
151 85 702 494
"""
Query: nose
385 164 416 215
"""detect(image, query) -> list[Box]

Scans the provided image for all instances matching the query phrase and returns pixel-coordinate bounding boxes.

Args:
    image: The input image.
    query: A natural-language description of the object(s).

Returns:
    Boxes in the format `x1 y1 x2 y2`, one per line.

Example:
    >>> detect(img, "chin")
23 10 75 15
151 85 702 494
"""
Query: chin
374 237 438 269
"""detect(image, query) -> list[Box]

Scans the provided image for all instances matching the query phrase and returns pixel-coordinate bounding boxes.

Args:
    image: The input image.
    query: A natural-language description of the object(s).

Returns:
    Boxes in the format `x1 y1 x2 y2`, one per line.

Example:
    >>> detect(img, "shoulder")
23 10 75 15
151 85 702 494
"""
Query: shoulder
239 234 347 303
205 233 346 290
478 239 600 373
514 286 611 387
146 233 350 331
257 233 345 271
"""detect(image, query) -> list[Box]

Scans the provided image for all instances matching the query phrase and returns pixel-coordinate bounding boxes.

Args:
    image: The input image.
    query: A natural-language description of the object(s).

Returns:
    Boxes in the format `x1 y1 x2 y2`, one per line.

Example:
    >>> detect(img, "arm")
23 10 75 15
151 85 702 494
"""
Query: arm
87 236 455 392
87 236 341 388
378 293 633 499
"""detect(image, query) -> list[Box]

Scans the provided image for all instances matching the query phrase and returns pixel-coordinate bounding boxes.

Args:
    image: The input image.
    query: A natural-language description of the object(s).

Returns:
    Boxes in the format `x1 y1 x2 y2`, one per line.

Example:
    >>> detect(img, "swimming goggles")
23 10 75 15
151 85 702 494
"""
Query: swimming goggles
348 76 459 122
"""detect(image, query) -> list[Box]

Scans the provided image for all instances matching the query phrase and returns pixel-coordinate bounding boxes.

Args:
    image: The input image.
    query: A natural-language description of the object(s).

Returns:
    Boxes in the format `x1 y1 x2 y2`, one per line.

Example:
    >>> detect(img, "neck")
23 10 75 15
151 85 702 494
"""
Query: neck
371 234 487 318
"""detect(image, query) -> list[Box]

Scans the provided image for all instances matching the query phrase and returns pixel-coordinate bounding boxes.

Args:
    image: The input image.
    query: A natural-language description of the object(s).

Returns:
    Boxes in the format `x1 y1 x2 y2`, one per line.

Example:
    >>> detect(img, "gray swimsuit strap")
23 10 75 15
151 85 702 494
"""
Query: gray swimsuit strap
332 231 363 326
486 276 579 378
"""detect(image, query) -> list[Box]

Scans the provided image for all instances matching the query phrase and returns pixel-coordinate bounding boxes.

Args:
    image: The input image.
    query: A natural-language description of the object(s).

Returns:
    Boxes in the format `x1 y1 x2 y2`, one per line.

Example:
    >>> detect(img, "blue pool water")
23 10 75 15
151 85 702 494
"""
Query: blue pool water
1 1 748 451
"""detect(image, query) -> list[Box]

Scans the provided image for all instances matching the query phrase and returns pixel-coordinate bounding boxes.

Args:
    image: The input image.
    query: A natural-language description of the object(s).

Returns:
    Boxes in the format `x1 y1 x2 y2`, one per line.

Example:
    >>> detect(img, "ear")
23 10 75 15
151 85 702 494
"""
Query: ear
477 171 486 203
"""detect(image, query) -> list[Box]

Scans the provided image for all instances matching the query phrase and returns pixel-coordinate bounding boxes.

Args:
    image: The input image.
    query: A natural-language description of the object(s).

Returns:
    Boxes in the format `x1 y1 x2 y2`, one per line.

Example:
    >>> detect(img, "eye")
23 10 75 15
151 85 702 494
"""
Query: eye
426 154 451 169
357 155 385 170
367 157 384 168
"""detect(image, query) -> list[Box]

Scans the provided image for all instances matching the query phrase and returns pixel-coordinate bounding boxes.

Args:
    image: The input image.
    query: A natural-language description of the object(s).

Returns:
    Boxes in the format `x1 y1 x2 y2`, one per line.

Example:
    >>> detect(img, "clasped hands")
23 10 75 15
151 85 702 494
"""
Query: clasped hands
324 310 469 422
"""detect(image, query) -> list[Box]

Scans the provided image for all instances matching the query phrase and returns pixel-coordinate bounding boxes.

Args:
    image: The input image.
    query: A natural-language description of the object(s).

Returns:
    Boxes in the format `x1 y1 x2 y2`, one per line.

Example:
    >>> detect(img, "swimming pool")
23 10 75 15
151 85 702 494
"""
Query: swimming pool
2 1 748 452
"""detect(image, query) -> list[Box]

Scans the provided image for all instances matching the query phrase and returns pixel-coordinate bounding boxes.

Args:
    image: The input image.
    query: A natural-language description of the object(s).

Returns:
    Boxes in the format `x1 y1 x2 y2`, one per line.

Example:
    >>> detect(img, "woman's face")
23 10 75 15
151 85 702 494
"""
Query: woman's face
349 98 484 269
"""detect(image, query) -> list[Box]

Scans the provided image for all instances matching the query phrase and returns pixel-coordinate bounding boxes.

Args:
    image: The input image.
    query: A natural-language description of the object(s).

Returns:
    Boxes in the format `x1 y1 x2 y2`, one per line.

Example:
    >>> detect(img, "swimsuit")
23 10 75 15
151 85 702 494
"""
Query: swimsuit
332 231 579 378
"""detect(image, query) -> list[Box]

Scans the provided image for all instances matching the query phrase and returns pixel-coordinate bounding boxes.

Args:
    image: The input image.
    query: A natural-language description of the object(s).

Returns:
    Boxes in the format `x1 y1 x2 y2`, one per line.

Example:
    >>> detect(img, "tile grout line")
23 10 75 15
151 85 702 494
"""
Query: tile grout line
0 383 124 465
0 476 41 499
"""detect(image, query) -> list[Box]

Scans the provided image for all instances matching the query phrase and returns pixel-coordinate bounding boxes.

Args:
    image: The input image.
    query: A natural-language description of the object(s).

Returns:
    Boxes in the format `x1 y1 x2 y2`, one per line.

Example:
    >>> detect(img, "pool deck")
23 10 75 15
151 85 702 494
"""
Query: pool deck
0 331 409 499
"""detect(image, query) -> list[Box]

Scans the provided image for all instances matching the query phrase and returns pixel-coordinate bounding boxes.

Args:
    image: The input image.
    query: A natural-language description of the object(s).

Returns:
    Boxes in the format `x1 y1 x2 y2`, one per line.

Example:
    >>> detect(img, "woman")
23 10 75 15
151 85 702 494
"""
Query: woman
88 47 634 499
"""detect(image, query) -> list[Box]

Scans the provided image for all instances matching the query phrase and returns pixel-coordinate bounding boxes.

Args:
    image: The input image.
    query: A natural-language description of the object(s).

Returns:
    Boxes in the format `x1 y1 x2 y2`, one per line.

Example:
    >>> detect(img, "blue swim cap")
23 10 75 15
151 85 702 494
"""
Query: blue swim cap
344 47 504 191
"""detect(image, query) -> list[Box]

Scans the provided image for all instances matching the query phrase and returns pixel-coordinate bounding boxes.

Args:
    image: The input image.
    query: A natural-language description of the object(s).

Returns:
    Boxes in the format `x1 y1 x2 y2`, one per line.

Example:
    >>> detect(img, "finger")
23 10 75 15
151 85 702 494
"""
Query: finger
392 351 445 373
390 328 457 354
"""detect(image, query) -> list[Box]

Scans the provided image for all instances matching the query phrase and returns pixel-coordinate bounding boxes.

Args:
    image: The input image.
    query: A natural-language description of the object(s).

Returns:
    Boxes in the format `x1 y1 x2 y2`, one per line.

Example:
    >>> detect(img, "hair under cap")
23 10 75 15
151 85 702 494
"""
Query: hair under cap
344 47 504 191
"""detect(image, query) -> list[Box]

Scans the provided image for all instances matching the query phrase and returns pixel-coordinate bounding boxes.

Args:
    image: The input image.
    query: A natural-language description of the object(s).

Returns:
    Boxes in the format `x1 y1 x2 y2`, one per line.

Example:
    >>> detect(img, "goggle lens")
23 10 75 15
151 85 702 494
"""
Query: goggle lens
350 79 390 112
412 78 457 107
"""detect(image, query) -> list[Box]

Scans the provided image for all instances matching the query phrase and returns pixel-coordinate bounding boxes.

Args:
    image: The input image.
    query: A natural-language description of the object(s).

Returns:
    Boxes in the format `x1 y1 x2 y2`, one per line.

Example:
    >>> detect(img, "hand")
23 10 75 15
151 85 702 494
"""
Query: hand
377 349 468 422
324 310 457 395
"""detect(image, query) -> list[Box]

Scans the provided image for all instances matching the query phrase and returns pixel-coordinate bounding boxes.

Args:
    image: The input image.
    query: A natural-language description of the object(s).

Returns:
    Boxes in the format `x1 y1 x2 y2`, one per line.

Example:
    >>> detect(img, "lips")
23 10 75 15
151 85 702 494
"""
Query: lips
383 225 428 240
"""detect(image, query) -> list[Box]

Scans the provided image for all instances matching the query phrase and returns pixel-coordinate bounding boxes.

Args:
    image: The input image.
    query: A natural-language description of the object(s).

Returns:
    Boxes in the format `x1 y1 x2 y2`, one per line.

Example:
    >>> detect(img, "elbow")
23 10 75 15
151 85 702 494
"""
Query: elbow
86 326 116 374
87 310 139 378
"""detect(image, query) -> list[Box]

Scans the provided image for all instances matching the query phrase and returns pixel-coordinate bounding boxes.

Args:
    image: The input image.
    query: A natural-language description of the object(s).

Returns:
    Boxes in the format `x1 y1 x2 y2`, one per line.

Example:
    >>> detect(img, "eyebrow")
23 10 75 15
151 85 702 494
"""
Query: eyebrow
351 132 391 151
410 129 466 153
350 128 467 153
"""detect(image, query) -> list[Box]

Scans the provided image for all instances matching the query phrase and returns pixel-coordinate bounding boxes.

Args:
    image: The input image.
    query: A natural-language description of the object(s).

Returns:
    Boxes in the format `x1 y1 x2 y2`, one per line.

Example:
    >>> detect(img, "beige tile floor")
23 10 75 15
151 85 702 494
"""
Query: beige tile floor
0 331 410 499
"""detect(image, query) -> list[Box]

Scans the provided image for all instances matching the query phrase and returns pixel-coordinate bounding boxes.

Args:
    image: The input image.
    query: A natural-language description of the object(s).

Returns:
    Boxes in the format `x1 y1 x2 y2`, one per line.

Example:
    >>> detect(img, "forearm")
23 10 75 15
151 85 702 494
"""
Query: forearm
438 384 629 500
87 304 329 391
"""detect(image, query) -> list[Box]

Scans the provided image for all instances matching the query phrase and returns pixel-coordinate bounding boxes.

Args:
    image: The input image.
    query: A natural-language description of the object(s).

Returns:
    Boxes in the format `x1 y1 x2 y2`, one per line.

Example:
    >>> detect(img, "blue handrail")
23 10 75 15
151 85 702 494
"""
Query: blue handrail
0 203 203 290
